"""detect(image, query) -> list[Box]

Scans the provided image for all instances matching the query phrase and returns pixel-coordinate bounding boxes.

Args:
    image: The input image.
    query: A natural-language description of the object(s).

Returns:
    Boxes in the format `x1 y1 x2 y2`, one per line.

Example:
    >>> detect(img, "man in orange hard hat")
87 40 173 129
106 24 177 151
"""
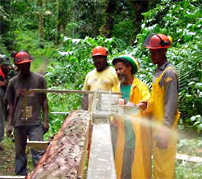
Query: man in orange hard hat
5 51 49 175
82 46 118 161
143 33 180 179
82 46 118 110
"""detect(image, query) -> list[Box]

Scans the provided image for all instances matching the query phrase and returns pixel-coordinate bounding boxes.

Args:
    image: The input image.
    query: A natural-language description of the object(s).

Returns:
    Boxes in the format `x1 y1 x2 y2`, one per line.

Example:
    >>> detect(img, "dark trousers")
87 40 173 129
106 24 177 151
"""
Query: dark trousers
14 124 44 175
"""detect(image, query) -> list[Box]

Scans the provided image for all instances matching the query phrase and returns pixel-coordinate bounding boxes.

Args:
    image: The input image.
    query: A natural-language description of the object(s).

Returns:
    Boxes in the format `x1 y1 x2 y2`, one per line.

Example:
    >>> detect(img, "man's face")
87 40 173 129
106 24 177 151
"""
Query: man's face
149 48 167 64
17 62 31 76
115 61 131 83
93 56 107 72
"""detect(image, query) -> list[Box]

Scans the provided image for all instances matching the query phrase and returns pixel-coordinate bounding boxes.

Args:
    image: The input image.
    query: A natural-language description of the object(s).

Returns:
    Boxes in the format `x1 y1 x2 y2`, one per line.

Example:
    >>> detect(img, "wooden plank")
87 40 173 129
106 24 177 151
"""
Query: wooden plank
77 122 89 179
176 153 202 163
50 112 70 115
0 177 25 179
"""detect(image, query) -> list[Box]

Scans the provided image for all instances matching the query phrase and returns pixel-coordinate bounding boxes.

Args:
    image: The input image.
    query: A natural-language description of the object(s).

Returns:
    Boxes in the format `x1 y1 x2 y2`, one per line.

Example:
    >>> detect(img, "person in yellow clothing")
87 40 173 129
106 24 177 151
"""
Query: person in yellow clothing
82 46 118 161
111 55 152 179
143 33 180 179
82 46 118 110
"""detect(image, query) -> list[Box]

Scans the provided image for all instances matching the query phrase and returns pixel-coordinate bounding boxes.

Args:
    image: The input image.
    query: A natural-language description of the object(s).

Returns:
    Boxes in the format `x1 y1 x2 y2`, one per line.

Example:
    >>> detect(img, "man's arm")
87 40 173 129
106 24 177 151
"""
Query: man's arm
4 80 14 137
6 103 14 137
42 97 49 134
41 77 49 134
82 94 88 110
82 74 89 110
163 70 179 127
157 69 179 149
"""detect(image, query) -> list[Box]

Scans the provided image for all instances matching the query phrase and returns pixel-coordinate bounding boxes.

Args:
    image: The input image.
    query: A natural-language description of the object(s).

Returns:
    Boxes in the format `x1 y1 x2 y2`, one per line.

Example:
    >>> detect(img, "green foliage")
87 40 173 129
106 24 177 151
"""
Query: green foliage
135 0 202 132
176 137 202 179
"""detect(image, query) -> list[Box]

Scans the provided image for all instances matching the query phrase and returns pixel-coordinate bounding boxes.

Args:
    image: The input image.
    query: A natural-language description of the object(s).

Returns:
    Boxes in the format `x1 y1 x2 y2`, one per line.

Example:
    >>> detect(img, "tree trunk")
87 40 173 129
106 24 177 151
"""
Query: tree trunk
55 0 60 44
38 0 44 45
26 110 90 179
101 0 117 38
128 0 150 45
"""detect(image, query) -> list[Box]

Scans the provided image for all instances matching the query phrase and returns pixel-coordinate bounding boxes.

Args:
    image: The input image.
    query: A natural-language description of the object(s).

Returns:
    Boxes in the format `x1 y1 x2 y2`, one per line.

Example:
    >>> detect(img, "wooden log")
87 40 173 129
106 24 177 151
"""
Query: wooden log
26 110 90 179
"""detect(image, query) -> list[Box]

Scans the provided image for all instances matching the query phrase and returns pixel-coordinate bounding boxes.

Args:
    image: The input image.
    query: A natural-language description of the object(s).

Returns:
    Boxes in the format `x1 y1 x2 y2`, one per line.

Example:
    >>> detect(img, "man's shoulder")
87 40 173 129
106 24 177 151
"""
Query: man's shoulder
133 76 147 86
106 66 116 72
163 64 178 78
9 73 19 83
31 72 45 80
86 68 96 75
102 66 117 76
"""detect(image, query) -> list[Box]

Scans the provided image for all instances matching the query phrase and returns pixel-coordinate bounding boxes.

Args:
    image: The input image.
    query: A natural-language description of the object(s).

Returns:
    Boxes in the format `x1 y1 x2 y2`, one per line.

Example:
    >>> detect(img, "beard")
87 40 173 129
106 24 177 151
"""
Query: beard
118 74 127 83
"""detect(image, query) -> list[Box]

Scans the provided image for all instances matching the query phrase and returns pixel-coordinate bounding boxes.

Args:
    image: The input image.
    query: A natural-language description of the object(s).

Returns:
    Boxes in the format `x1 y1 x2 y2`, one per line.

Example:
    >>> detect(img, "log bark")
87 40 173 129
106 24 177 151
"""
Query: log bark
26 110 90 179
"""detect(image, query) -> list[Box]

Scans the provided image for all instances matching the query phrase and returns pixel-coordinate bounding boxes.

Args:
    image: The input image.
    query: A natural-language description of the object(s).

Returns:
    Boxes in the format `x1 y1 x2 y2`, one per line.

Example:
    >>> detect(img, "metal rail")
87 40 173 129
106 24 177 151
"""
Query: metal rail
22 89 121 120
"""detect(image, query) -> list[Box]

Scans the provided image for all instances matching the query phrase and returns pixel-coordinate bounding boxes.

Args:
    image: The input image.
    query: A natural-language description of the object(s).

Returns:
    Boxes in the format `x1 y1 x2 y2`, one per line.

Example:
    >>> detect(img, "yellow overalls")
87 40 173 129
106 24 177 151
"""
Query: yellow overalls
148 66 180 179
112 77 152 179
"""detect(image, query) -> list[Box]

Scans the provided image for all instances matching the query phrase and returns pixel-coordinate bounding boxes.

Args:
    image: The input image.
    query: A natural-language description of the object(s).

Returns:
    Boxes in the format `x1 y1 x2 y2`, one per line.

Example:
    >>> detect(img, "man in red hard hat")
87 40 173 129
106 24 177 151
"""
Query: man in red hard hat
5 51 49 176
143 33 180 179
82 46 118 110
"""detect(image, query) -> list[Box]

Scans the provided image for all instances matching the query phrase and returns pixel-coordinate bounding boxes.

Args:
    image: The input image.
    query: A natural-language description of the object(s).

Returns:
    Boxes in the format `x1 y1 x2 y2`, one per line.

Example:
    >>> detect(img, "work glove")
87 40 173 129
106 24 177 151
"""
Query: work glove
6 125 13 138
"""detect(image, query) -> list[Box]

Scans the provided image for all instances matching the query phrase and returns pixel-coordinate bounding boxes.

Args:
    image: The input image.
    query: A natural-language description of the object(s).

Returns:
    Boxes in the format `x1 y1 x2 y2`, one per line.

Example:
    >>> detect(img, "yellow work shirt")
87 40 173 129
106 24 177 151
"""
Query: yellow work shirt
83 66 118 111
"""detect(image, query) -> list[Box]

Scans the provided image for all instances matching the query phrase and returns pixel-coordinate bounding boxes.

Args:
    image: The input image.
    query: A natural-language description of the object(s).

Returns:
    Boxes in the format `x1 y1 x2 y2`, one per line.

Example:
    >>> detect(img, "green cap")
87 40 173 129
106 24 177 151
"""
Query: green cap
112 55 139 74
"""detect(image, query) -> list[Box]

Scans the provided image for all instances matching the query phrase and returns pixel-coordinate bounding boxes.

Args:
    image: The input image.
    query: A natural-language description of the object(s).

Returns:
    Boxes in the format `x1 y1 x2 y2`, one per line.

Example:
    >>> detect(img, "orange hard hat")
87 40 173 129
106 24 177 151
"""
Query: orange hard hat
143 33 172 49
14 51 32 64
92 46 108 57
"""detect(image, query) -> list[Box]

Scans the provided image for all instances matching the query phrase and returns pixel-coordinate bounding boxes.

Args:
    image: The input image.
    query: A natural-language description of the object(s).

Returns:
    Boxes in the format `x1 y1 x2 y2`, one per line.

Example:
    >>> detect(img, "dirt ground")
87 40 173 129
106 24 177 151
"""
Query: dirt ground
0 134 34 176
0 135 15 175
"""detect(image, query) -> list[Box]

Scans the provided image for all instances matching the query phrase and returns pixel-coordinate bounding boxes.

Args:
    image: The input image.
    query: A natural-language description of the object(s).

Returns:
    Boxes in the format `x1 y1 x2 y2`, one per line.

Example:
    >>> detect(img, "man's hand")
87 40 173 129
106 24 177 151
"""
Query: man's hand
156 127 170 149
6 125 13 138
136 102 147 111
42 121 49 134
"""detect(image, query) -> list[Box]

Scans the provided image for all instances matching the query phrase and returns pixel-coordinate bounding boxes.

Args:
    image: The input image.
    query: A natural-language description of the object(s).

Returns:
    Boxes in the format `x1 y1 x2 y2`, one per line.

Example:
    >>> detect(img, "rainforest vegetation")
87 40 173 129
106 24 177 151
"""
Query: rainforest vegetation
0 0 202 177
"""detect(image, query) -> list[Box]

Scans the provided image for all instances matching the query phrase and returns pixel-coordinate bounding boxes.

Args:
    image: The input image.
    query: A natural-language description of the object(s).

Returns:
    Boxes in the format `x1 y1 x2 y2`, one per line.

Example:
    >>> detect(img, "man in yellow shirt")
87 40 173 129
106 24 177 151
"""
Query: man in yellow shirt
82 46 118 110
82 46 118 160
112 55 151 179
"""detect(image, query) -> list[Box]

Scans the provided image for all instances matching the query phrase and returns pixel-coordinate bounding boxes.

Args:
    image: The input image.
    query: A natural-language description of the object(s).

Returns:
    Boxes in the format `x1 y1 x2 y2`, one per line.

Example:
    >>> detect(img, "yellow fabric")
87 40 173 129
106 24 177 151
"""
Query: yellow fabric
148 66 180 179
112 77 152 179
83 66 118 111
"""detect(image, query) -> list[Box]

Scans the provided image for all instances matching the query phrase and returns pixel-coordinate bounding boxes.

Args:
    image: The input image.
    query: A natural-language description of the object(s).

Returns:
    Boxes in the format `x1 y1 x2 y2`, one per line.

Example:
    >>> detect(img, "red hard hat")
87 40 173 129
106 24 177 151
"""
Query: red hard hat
92 46 108 57
14 51 32 64
143 33 172 49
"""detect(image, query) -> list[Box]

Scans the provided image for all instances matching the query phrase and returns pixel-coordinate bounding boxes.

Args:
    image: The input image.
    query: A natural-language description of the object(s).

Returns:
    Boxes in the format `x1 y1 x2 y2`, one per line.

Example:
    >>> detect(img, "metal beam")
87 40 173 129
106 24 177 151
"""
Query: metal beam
0 177 25 179
22 89 121 120
87 123 116 179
